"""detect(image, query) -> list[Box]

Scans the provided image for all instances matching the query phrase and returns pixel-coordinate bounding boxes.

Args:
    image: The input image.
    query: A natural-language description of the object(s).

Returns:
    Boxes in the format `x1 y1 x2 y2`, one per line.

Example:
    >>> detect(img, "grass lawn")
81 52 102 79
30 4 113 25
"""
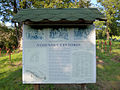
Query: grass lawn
87 40 120 89
0 40 120 90
0 52 33 90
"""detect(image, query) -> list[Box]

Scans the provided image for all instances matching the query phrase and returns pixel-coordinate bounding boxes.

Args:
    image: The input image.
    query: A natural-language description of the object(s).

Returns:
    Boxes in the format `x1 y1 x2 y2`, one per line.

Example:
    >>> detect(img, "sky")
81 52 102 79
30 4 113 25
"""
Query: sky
91 0 97 5
1 0 98 26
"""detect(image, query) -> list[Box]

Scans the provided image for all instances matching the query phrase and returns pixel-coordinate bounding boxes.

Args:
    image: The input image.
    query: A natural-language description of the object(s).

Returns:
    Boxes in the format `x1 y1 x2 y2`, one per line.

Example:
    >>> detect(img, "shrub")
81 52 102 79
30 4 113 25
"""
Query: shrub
110 35 120 41
0 24 18 51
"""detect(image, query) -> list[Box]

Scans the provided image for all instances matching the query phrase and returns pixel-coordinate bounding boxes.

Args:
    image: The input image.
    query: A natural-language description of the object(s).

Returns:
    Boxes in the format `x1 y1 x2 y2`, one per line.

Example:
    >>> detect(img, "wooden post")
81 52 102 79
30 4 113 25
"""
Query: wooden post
101 40 104 52
6 48 8 55
8 49 12 63
104 40 107 52
109 40 112 53
0 48 1 56
34 84 40 90
81 84 87 90
9 52 11 61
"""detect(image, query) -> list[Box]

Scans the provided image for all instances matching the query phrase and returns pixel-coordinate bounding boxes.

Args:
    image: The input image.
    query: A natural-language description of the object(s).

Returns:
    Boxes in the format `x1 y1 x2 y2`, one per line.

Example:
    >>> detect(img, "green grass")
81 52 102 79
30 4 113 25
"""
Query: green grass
0 40 120 90
0 52 34 90
0 49 19 57
87 40 120 89
0 52 56 90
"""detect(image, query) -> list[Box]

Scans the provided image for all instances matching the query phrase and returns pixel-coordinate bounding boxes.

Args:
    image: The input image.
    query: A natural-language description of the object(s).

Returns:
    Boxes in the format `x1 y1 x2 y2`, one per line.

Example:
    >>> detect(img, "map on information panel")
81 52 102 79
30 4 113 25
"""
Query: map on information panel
23 25 96 83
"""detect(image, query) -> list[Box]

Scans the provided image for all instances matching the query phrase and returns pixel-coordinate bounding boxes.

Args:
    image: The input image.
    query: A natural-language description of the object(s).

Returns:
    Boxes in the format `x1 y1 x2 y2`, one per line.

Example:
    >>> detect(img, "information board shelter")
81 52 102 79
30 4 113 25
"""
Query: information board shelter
12 8 105 84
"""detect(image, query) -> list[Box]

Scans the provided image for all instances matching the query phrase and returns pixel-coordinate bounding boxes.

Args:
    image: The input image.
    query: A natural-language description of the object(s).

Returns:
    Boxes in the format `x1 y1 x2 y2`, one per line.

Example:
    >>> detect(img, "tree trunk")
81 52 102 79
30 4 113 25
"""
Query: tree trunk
86 1 89 8
19 37 23 51
13 0 17 13
18 23 23 51
0 50 1 56
79 0 84 8
23 0 27 9
106 22 110 40
14 23 19 42
17 0 27 51
13 0 19 45
75 0 77 5
79 0 81 7
106 30 110 40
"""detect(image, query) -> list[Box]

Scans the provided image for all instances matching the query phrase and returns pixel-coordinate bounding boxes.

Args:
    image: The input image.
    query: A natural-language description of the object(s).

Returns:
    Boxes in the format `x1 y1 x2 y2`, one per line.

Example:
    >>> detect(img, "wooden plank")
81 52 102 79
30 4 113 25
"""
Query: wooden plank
34 84 40 90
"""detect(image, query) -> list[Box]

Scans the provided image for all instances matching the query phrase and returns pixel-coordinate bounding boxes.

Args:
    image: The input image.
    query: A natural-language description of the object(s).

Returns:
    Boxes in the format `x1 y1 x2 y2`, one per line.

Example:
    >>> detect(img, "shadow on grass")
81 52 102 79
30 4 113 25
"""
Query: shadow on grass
0 68 33 90
0 58 9 64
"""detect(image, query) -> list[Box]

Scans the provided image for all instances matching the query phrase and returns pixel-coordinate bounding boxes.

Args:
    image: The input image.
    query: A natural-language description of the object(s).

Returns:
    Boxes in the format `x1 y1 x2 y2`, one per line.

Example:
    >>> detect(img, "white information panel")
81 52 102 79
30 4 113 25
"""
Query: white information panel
23 25 96 84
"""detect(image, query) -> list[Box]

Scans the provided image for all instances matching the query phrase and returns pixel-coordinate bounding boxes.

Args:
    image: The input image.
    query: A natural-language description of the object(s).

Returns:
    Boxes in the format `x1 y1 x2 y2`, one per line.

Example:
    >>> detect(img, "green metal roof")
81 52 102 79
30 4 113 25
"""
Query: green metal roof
12 8 105 22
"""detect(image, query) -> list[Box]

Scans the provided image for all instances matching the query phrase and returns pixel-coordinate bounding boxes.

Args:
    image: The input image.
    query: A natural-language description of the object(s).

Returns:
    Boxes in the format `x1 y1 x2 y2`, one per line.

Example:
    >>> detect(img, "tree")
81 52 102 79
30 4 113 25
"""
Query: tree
19 0 91 8
0 0 29 48
0 0 91 50
20 0 74 8
0 0 19 44
97 0 120 39
0 0 91 23
0 23 18 63
0 0 91 25
78 0 91 8
94 21 106 39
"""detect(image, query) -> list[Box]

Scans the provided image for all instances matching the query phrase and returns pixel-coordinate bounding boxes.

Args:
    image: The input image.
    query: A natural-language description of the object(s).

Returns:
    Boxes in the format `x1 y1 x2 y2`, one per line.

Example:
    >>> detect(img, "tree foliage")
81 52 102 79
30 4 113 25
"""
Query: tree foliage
19 0 91 8
0 0 91 21
0 23 18 50
97 0 120 38
94 21 106 39
0 0 16 22
0 0 91 48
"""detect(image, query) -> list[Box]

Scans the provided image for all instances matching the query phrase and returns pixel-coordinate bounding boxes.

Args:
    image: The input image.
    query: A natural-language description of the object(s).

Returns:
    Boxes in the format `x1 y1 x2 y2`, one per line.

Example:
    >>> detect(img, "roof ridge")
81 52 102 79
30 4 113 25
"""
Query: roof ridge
21 8 98 11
